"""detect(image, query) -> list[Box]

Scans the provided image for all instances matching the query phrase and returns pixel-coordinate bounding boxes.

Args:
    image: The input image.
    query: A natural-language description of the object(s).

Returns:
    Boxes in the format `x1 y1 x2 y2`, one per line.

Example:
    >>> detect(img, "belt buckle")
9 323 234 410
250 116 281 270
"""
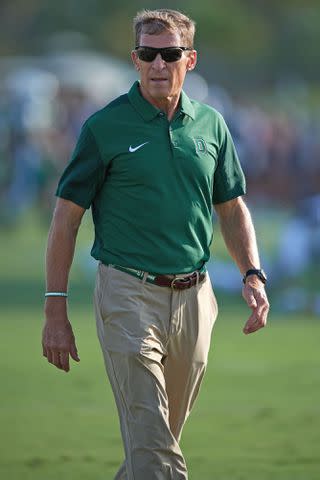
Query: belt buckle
170 277 185 289
171 275 191 289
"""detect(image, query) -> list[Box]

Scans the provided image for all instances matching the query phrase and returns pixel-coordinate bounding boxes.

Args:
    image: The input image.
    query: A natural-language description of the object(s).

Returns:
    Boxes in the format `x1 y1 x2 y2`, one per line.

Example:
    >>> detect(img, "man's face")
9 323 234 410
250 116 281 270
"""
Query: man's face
131 30 197 104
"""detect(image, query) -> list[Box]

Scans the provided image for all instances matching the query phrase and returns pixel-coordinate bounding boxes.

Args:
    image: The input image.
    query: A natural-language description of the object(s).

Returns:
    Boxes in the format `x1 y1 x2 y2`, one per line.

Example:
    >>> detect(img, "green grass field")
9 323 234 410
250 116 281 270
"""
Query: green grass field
1 212 319 479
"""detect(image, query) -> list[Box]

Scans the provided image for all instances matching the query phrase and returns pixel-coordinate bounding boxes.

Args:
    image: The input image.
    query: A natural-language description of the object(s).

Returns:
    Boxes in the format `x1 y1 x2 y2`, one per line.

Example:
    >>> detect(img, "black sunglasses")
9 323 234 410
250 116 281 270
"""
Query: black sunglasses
135 46 192 63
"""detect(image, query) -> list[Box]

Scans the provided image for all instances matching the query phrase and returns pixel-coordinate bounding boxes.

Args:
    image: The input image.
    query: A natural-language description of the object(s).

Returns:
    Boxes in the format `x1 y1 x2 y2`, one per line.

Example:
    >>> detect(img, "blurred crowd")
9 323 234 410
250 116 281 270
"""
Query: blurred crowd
1 51 320 225
0 51 319 312
208 85 320 206
0 52 133 224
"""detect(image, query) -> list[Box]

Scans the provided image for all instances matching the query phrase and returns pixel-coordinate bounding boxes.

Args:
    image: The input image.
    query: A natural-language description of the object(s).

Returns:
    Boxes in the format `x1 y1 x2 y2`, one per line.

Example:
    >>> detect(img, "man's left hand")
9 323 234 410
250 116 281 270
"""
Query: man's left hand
242 277 269 334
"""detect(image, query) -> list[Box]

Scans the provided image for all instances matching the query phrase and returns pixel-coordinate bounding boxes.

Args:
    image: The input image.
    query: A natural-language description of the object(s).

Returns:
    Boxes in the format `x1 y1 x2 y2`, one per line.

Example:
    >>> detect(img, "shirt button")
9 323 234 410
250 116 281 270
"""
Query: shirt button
159 112 165 117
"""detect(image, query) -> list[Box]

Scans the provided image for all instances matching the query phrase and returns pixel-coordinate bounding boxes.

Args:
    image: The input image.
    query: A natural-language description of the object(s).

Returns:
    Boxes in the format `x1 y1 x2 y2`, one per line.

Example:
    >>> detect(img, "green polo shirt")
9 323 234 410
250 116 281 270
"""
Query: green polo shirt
56 81 245 274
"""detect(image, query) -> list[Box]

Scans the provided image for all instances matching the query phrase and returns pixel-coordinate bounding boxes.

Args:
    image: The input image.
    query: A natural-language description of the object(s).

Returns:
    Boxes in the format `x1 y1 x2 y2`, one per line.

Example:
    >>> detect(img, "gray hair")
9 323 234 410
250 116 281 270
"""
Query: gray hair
133 8 196 48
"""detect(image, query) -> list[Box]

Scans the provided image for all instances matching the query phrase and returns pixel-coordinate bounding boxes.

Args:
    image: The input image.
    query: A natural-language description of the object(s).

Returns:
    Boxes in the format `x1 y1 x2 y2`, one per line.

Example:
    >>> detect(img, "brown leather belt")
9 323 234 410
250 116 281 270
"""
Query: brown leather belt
153 271 206 289
109 264 206 290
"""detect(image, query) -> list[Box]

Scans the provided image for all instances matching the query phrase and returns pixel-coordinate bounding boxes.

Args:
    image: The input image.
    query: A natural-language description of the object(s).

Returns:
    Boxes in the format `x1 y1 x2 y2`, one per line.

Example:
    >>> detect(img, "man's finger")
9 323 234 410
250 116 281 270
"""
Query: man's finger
46 349 53 364
254 294 269 325
243 315 257 334
255 288 267 307
70 343 80 362
52 351 63 370
255 303 265 320
59 352 70 372
243 287 257 309
243 306 268 334
259 305 269 328
243 322 262 335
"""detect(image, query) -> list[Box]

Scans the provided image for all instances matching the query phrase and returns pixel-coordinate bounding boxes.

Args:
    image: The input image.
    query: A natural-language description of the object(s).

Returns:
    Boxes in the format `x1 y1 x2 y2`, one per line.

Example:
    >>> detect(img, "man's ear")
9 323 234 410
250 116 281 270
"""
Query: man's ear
187 50 197 71
131 50 140 71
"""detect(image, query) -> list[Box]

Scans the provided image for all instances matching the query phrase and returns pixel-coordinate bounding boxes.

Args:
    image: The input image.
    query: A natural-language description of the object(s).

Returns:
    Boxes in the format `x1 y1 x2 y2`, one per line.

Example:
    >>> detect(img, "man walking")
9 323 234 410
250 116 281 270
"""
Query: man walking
42 9 269 479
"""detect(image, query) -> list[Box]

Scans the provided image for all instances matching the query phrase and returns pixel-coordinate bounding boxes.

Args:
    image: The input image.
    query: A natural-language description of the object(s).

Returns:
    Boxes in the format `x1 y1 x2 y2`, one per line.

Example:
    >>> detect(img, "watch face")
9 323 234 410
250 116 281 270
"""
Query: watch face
257 270 267 283
243 269 267 284
260 269 267 280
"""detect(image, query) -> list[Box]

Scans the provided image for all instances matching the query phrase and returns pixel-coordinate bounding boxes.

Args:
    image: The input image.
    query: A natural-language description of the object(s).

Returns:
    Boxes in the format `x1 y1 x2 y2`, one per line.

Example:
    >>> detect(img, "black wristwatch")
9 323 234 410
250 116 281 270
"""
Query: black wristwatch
242 268 267 285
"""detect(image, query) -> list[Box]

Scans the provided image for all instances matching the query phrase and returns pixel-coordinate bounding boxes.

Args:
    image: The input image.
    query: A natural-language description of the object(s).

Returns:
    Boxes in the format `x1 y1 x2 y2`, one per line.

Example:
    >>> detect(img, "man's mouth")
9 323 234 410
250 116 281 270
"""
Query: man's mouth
151 78 168 82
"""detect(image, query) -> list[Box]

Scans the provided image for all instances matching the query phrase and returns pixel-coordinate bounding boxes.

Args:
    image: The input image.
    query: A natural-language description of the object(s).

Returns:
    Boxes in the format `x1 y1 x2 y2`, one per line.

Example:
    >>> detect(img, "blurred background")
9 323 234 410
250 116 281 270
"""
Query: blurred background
0 0 319 313
0 2 319 479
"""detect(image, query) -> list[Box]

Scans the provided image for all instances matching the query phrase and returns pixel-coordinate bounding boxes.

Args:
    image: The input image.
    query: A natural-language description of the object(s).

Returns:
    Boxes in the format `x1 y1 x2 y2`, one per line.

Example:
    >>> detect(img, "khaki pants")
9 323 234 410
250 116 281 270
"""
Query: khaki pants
94 264 218 480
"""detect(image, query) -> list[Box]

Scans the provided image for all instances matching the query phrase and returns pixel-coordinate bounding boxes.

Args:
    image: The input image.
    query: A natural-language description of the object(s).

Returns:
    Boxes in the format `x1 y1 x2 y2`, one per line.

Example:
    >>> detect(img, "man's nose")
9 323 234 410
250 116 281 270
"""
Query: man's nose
151 53 166 68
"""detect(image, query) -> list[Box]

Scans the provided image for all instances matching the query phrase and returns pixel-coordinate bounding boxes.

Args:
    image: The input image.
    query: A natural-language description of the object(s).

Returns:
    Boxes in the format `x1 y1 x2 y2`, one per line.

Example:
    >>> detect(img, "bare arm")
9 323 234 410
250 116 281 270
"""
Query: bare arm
42 197 86 372
214 196 269 334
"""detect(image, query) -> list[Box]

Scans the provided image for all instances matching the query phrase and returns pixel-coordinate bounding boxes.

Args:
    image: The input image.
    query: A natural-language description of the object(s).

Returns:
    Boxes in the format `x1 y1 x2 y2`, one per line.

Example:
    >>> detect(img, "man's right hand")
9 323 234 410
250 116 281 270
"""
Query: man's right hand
42 303 80 372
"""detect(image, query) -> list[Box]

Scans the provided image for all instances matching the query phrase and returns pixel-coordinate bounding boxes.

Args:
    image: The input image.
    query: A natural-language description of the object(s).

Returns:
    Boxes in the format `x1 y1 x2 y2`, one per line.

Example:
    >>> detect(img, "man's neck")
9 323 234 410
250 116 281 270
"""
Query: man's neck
139 85 181 121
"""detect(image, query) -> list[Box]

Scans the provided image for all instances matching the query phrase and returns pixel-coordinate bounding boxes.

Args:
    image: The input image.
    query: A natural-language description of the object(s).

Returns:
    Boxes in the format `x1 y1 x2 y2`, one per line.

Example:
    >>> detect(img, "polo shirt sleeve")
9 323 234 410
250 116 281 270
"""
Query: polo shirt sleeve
212 115 246 204
56 122 106 209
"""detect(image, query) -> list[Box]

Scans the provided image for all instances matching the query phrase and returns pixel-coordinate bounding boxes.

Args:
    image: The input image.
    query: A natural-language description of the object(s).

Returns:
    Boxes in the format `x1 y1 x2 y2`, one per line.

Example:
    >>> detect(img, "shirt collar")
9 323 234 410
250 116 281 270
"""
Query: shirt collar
179 89 195 120
128 81 160 121
128 80 195 121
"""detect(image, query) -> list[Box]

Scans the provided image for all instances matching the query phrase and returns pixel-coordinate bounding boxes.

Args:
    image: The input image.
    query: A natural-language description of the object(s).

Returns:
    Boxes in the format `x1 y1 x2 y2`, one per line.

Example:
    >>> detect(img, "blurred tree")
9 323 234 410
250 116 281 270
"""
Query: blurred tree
0 0 319 90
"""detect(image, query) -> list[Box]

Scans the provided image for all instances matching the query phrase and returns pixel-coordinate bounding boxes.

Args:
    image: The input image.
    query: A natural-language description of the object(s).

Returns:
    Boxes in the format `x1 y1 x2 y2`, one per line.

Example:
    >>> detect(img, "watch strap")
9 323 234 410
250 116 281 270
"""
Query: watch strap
243 268 267 284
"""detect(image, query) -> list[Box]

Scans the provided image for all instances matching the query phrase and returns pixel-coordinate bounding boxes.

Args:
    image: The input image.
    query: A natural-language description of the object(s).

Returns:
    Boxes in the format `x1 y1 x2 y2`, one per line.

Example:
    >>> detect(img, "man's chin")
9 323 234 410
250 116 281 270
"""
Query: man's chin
149 85 171 99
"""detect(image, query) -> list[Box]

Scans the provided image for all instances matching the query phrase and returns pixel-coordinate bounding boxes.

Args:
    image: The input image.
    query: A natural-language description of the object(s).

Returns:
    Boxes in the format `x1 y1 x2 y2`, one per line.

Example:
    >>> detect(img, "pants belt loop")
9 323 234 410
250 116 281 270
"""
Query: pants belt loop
195 270 199 286
142 271 149 284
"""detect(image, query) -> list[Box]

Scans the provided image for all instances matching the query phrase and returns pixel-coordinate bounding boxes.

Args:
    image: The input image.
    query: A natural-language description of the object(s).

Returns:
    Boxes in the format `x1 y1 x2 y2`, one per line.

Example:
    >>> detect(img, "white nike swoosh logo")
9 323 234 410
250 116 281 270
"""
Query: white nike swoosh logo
129 142 149 153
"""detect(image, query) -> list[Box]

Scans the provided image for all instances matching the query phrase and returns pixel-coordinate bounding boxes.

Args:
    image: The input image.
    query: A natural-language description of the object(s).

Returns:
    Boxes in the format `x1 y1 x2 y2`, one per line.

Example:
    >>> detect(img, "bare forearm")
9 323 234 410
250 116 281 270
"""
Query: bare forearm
46 216 78 293
43 199 84 371
215 197 260 275
214 197 269 335
44 199 85 316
